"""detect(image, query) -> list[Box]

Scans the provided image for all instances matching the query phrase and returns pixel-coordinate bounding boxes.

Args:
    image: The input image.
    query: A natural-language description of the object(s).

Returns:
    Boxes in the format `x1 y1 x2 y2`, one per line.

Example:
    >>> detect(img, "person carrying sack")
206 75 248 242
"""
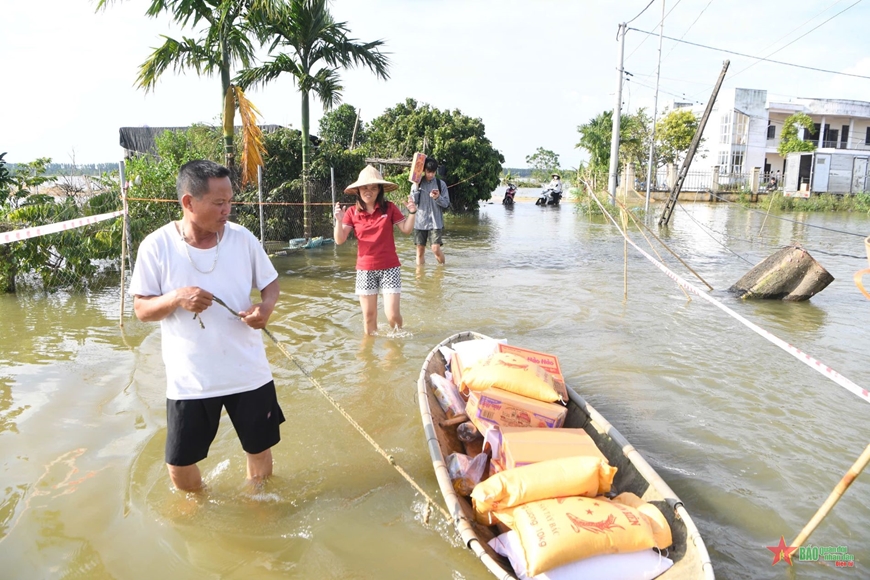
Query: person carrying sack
411 158 450 265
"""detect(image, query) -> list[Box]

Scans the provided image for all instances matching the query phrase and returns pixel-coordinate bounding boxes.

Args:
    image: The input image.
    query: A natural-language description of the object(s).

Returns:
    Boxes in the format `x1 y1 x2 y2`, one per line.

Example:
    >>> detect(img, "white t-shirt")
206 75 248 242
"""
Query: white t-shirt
129 221 278 400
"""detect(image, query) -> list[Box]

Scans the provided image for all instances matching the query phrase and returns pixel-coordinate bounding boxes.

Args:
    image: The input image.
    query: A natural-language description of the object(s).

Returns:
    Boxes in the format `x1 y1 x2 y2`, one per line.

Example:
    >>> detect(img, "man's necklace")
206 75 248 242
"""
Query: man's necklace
180 222 221 274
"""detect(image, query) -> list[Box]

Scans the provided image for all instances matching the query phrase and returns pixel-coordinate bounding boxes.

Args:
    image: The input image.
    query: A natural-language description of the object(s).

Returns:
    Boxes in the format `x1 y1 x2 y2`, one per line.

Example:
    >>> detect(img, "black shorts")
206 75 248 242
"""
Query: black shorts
414 228 444 247
165 381 285 466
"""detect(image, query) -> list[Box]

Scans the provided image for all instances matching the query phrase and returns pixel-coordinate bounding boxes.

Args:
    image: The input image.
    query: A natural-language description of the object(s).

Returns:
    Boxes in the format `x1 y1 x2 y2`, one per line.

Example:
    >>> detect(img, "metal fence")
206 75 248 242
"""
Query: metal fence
2 173 343 293
643 168 784 193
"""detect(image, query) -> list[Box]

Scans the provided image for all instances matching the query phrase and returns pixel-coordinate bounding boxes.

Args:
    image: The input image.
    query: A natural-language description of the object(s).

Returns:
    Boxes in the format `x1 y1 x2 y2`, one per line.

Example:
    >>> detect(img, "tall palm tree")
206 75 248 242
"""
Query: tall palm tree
96 0 281 171
236 0 389 238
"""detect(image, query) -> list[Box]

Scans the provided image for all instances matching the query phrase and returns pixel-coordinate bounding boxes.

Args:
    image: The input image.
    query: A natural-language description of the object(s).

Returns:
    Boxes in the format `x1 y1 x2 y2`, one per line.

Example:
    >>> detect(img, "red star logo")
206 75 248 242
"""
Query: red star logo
767 536 797 566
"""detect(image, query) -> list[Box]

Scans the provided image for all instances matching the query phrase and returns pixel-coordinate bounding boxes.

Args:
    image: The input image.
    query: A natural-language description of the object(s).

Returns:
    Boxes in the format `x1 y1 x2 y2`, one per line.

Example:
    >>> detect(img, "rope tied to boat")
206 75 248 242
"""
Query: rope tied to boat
211 296 454 524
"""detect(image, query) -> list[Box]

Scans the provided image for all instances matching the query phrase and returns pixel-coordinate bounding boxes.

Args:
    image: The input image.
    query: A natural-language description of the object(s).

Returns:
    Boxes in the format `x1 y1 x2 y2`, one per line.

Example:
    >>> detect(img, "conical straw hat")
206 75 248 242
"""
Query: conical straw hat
344 165 399 194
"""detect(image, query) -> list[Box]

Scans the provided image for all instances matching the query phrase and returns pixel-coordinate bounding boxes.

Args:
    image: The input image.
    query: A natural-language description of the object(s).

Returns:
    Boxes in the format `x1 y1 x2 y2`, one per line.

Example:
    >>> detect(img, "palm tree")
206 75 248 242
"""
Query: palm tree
236 0 389 238
96 0 281 171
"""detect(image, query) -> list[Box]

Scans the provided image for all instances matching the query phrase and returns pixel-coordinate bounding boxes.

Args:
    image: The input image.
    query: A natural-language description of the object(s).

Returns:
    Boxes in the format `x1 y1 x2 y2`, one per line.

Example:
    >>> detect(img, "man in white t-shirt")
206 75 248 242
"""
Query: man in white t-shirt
129 159 282 491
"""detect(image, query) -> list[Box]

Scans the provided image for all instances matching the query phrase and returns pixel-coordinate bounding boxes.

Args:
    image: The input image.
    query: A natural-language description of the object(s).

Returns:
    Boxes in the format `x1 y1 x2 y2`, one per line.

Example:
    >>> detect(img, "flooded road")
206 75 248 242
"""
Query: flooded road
1 191 869 579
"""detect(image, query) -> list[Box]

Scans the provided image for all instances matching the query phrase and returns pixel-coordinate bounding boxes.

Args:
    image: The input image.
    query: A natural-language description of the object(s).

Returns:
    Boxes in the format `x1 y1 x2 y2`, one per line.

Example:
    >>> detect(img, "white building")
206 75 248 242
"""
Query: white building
672 88 870 193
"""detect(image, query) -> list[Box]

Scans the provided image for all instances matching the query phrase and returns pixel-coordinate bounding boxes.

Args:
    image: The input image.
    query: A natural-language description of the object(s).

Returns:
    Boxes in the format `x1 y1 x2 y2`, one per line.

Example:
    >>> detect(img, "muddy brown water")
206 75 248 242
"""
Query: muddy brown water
1 190 869 578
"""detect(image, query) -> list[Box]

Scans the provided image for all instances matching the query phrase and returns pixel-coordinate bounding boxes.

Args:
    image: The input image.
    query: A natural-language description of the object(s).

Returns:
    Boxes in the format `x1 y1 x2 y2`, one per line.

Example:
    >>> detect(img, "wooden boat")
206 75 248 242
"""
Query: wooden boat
417 331 715 579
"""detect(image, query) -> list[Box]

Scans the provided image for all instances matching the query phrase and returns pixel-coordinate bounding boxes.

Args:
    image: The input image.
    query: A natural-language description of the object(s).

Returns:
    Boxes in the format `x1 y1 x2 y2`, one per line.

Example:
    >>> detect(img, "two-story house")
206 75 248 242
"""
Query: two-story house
672 88 870 194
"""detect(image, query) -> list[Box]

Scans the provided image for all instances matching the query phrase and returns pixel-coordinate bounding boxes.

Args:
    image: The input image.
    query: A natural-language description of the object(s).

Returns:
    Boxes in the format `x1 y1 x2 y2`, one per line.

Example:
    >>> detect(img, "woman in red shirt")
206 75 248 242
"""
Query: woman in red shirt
334 165 418 335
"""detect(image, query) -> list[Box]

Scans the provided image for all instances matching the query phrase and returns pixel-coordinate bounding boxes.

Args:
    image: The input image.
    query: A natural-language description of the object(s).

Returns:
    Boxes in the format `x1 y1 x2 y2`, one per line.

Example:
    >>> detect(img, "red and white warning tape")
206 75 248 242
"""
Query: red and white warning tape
631 241 870 405
588 190 870 405
0 210 124 245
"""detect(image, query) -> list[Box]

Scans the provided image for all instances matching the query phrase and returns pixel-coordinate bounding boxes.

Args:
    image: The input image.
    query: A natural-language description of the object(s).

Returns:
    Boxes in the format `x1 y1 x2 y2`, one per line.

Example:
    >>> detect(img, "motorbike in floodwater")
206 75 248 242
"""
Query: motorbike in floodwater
502 183 517 207
535 188 562 206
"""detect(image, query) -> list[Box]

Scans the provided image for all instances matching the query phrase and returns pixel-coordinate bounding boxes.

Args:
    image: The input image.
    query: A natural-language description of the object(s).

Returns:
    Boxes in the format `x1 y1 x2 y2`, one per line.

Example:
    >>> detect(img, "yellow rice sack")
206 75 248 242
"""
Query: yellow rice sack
499 496 656 576
460 353 561 403
471 456 617 524
612 492 673 550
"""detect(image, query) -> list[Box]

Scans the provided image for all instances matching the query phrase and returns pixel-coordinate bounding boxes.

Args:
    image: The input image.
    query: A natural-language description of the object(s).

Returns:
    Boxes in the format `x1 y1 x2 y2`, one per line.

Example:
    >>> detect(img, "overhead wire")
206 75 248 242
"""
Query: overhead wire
626 0 657 25
659 0 714 66
724 0 864 83
627 28 870 81
625 0 683 62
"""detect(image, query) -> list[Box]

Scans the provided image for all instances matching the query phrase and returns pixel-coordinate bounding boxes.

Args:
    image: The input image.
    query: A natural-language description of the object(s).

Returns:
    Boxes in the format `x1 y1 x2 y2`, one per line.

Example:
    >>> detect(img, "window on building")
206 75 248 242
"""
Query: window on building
733 112 749 145
767 124 776 140
720 111 731 144
865 127 870 145
717 150 729 170
731 150 745 174
842 125 849 148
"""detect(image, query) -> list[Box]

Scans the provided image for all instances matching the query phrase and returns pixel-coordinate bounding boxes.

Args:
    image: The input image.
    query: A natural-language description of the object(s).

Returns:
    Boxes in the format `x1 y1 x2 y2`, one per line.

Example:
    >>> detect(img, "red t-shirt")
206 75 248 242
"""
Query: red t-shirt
342 202 406 270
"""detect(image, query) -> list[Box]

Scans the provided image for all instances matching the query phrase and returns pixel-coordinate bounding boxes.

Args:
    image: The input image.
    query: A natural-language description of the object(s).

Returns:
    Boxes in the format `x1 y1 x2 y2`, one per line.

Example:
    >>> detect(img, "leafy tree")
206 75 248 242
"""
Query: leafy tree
365 98 504 212
620 108 651 173
0 153 11 205
525 147 560 182
6 158 53 208
655 109 700 167
96 0 279 171
778 112 816 156
319 103 364 148
576 110 641 188
236 0 390 238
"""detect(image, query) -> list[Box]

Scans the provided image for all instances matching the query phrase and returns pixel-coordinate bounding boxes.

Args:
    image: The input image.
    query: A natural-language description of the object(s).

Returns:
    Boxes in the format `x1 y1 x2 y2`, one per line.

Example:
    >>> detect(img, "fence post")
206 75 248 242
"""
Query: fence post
330 166 336 209
667 163 676 192
711 167 720 202
751 167 760 203
119 160 129 326
257 165 265 246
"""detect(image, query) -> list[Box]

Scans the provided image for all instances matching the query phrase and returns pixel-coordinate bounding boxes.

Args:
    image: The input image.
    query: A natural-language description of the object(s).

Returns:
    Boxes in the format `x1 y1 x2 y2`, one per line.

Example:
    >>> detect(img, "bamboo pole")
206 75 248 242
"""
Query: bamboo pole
257 165 265 245
118 161 128 328
790 442 870 549
622 207 629 300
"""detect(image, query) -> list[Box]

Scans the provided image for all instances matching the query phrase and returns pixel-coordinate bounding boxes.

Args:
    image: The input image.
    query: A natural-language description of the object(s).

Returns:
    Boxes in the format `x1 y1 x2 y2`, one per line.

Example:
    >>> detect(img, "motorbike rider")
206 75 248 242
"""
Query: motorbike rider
547 173 563 196
503 182 517 205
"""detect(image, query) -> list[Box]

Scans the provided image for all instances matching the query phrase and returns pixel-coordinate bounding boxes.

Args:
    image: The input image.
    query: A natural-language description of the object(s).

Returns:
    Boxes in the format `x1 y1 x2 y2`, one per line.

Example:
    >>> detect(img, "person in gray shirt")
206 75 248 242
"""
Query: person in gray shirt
410 158 450 265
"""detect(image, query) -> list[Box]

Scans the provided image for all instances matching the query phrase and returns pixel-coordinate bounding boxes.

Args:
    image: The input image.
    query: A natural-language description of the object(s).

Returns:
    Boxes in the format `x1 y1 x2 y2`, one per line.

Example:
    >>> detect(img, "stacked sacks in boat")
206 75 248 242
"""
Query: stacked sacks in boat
448 339 674 578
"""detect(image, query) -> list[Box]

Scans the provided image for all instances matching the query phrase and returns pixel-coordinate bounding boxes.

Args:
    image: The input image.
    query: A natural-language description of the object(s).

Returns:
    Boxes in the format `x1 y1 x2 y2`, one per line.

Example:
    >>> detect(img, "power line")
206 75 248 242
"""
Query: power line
627 27 870 80
626 0 656 24
625 0 684 62
754 0 848 57
726 0 864 82
660 0 714 66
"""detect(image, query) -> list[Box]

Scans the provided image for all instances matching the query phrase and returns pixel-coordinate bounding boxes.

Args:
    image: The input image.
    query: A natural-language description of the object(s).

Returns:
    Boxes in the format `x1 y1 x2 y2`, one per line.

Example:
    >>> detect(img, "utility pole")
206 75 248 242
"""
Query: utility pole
659 60 730 226
644 1 665 214
607 22 627 205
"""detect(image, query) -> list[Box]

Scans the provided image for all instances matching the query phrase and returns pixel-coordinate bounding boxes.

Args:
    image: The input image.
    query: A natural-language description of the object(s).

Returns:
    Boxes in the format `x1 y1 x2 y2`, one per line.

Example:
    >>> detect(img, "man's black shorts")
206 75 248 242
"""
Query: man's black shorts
414 228 444 247
165 381 285 466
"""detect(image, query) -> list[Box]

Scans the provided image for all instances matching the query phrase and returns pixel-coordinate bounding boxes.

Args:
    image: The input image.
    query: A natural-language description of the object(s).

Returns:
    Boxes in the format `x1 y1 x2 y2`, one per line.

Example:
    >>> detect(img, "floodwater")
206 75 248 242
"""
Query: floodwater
1 187 869 579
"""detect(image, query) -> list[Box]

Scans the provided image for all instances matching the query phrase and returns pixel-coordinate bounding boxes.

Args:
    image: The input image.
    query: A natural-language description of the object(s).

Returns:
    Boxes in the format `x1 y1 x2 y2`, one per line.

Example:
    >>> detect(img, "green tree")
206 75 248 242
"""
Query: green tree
655 108 700 167
236 0 390 238
621 108 651 174
778 112 816 156
525 147 560 182
96 0 280 170
319 103 364 148
365 98 504 212
8 157 53 208
0 153 11 205
576 111 640 188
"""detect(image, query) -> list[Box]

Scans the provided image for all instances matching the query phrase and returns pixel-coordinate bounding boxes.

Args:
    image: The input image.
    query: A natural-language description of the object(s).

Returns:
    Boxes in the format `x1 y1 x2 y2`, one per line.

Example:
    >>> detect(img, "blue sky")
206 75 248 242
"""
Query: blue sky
3 0 870 168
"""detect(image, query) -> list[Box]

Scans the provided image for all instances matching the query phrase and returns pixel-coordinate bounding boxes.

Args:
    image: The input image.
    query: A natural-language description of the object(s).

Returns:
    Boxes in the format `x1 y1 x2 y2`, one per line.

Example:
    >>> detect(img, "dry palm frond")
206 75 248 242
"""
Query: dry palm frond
232 85 266 187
